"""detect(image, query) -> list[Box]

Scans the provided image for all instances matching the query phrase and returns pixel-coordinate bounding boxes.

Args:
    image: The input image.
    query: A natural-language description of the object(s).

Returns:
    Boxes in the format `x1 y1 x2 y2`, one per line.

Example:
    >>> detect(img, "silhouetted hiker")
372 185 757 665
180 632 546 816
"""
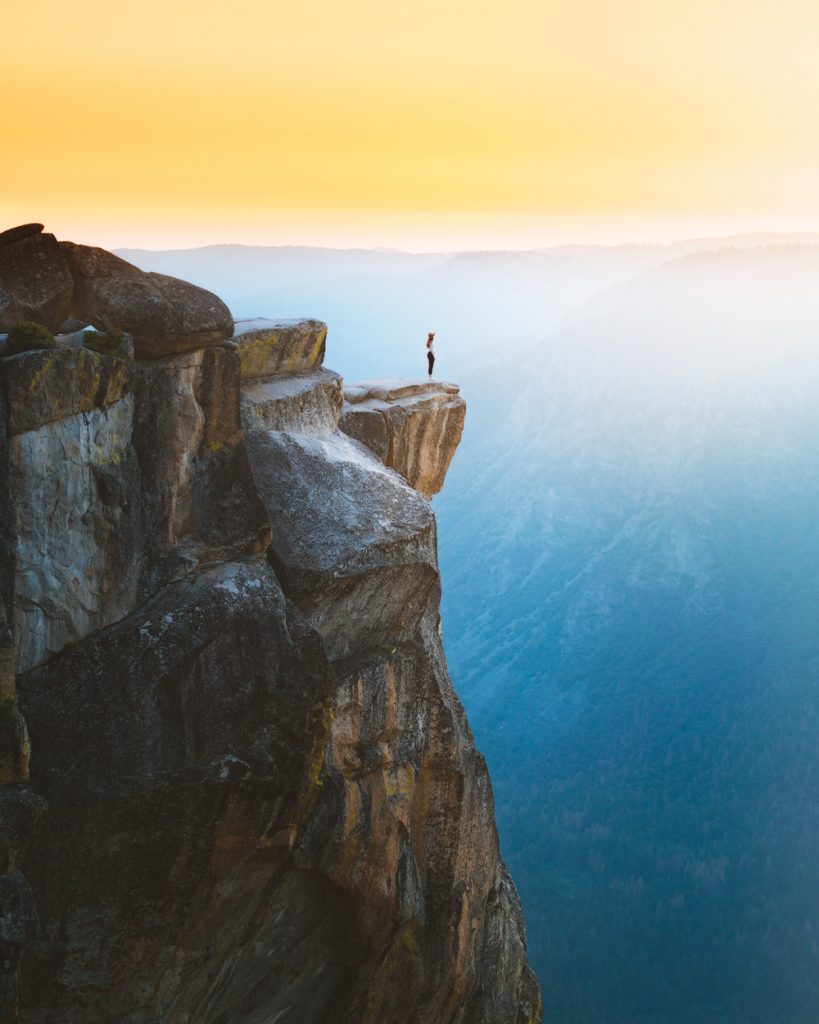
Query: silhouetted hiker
426 332 435 378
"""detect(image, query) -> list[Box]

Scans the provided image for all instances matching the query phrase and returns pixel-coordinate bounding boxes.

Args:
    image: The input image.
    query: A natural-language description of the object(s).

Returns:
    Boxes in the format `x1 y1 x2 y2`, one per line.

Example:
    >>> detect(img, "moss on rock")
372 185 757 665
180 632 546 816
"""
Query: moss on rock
83 328 132 359
4 322 56 357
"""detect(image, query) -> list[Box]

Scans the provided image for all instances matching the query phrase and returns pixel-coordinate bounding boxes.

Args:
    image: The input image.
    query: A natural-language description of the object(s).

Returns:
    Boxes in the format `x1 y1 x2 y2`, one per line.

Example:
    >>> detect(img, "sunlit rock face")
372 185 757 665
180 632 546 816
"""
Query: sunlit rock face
0 228 540 1024
295 597 540 1024
233 317 328 377
2 345 267 674
339 380 466 499
19 560 337 1021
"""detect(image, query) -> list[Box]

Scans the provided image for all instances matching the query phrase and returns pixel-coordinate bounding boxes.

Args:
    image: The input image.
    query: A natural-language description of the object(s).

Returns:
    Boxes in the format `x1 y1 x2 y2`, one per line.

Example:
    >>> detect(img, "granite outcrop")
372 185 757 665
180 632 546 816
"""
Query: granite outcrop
339 380 466 499
0 224 232 358
0 226 540 1023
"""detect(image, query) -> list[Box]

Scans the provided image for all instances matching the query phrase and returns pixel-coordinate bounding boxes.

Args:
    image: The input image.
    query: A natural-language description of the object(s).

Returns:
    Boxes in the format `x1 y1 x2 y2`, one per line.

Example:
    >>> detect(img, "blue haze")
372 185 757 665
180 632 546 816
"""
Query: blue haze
123 237 819 1023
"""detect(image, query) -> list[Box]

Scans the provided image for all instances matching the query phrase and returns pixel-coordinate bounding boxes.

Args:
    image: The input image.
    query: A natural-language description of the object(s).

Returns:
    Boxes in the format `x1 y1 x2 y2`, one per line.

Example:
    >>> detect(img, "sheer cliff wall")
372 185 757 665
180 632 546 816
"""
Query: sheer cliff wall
0 226 541 1023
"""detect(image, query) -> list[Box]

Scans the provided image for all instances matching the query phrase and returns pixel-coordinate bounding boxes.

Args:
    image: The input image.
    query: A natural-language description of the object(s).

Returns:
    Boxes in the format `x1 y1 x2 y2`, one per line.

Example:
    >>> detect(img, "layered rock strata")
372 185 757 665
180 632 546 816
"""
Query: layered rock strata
0 230 540 1023
339 380 466 498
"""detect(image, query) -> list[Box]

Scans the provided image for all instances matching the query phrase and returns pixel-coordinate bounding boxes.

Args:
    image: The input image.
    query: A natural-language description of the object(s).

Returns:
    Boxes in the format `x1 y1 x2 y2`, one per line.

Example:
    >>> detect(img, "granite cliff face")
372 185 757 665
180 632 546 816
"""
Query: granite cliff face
0 226 540 1023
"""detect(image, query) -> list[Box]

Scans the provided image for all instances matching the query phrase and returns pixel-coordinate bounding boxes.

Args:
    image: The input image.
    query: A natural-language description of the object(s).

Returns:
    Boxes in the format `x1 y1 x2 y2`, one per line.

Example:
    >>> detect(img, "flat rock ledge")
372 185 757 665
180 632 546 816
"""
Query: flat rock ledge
240 368 343 437
234 318 327 379
339 379 466 499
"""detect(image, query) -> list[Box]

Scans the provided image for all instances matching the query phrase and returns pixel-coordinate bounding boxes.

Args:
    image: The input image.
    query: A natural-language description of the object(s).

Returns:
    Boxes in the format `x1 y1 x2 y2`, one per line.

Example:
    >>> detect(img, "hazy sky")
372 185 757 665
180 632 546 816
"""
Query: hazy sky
5 0 819 249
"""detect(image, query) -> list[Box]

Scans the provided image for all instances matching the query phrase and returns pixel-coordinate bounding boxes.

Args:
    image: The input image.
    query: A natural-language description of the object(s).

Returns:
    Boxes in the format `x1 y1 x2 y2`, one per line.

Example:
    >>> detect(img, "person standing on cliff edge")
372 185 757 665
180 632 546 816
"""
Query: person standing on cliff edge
426 332 435 378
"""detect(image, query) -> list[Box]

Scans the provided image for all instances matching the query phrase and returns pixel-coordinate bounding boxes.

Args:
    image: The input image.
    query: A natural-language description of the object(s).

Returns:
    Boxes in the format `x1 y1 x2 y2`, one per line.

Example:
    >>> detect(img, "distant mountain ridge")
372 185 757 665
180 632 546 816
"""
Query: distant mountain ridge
434 240 819 1023
118 233 819 385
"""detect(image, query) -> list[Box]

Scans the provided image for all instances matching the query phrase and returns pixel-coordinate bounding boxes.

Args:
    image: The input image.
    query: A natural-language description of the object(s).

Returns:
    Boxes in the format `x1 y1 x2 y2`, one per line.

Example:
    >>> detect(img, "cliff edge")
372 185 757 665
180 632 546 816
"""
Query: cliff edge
0 225 541 1023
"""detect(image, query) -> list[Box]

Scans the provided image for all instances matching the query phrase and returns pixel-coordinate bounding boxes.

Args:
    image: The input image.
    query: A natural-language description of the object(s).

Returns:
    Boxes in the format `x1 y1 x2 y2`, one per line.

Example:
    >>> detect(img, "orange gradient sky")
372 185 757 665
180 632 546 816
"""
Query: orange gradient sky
5 0 819 249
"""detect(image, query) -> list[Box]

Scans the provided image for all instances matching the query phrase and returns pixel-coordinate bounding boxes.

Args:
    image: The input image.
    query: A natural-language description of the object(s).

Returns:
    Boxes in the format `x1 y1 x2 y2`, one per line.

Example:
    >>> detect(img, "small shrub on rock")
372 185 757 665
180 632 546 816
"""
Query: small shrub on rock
5 321 56 356
83 328 130 358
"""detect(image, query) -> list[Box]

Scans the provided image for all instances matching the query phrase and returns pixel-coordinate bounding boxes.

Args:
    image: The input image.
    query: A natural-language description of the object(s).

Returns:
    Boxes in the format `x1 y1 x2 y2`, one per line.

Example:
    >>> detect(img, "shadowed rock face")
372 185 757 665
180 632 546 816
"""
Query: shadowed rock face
0 223 235 357
61 243 234 358
18 562 340 1021
340 380 466 498
0 235 540 1023
0 226 74 332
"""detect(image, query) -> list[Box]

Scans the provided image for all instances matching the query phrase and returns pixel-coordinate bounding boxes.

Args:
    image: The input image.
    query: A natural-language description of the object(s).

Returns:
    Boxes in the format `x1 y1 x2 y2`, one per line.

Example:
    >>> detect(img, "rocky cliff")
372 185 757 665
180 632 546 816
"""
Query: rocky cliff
0 224 540 1023
339 381 466 499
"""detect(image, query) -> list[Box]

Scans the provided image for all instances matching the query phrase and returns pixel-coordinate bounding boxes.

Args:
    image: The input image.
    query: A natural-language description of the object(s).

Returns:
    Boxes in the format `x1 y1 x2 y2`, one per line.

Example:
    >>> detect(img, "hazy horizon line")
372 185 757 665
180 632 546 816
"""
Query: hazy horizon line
9 206 819 256
112 228 819 258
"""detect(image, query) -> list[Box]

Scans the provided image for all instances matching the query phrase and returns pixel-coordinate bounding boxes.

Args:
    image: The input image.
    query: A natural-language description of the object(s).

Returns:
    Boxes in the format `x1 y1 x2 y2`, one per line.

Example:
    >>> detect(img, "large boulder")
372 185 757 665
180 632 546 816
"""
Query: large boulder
246 429 438 659
0 225 74 332
0 225 44 248
61 242 233 358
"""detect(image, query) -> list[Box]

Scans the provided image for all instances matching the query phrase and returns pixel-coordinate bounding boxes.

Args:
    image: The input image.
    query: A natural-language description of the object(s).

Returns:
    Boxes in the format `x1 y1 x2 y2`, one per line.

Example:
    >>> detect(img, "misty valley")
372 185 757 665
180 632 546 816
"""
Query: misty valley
124 236 819 1024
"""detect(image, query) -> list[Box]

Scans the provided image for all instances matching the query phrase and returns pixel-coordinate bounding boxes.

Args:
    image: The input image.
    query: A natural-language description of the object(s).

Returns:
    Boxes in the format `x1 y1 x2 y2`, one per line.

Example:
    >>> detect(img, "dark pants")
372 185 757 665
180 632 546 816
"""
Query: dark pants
427 351 435 377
